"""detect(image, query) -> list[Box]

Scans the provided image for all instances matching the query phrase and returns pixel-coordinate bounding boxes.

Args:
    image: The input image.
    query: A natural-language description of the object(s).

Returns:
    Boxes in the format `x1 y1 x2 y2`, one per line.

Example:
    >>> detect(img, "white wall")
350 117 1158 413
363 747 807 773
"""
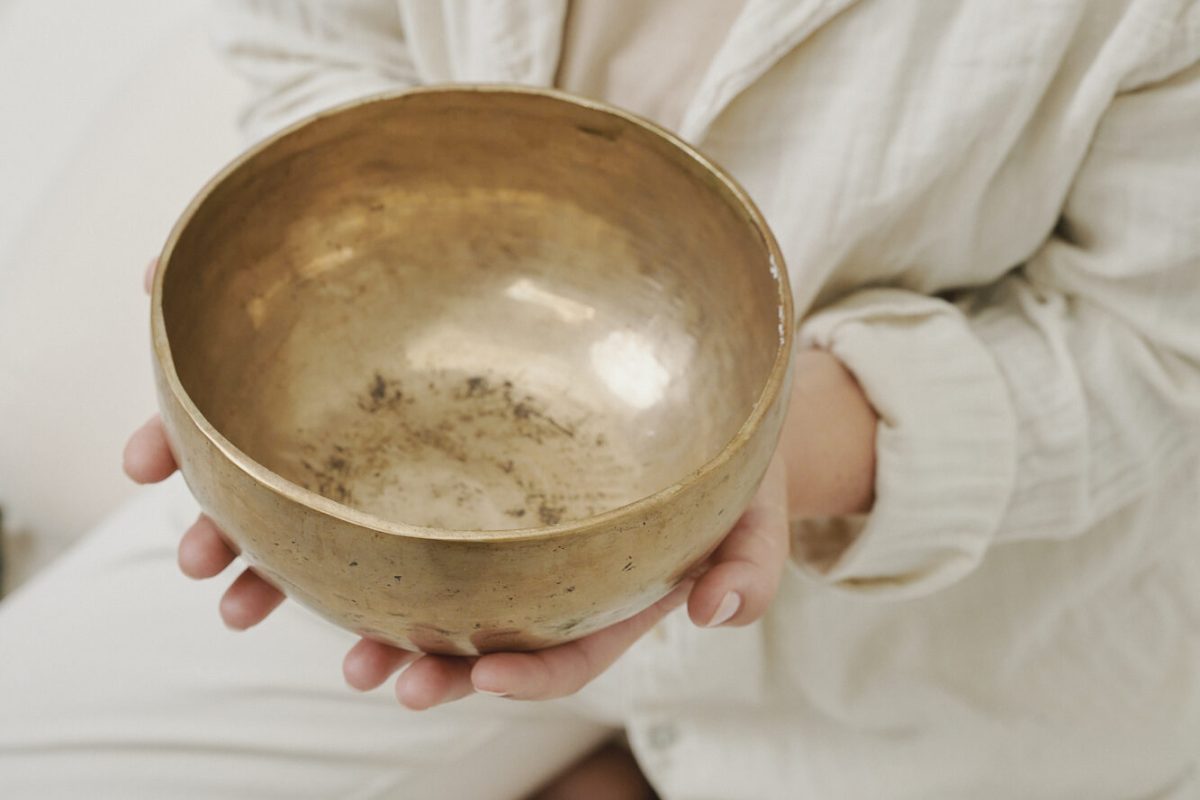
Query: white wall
0 0 248 590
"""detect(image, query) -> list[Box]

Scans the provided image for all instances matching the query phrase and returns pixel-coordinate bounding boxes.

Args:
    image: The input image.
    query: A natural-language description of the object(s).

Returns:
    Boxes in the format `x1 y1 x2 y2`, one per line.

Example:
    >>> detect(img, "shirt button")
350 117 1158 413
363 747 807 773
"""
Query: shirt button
647 722 678 750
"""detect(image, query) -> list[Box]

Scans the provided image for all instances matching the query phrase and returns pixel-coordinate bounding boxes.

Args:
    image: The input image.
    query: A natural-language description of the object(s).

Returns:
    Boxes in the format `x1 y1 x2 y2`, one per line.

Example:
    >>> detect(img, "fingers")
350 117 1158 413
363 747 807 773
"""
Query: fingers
140 257 287 639
144 257 158 295
395 655 476 710
126 265 178 483
178 515 237 579
343 638 420 692
219 568 286 630
363 454 783 708
127 265 174 480
470 581 691 701
688 452 790 628
122 415 178 483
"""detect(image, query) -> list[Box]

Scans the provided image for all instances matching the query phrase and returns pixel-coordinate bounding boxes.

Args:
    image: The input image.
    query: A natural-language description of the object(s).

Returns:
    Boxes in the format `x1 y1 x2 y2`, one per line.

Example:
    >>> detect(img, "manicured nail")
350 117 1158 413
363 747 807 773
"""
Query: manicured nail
706 591 741 627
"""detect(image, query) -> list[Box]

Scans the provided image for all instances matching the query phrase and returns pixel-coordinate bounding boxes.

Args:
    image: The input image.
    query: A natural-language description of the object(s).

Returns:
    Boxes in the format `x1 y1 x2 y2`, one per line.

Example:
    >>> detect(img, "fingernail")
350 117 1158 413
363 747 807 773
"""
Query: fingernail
476 688 510 698
706 591 741 627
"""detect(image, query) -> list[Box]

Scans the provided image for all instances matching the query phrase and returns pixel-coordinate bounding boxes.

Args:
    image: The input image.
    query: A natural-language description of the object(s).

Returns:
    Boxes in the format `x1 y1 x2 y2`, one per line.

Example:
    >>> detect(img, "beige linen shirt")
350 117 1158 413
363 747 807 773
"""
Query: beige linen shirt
555 0 745 132
212 2 1200 798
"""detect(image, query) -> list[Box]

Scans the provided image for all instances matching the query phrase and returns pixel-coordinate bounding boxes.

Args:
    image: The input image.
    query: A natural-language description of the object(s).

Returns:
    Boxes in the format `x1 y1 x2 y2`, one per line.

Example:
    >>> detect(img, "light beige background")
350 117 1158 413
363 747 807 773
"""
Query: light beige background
0 0 246 589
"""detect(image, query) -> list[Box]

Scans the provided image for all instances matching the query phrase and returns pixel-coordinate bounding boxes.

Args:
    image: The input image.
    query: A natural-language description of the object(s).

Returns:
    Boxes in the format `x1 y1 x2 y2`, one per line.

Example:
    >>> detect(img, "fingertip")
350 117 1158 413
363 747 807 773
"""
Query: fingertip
687 593 711 628
144 257 159 295
178 515 236 579
471 652 552 700
218 591 254 631
219 569 285 630
343 638 416 692
394 656 478 710
343 654 368 692
705 591 742 628
123 416 176 483
218 593 252 631
687 564 762 628
341 653 370 691
469 655 512 696
686 569 722 627
343 640 374 691
395 672 434 711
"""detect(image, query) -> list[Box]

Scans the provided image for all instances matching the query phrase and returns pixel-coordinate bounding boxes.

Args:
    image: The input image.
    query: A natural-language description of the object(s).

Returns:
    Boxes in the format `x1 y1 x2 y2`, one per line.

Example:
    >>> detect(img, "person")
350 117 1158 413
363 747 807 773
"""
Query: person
3 1 1199 797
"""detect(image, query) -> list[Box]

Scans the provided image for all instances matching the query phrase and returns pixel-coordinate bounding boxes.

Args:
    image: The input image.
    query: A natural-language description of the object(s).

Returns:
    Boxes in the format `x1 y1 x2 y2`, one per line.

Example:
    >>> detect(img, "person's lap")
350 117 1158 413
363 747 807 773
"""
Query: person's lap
0 477 621 799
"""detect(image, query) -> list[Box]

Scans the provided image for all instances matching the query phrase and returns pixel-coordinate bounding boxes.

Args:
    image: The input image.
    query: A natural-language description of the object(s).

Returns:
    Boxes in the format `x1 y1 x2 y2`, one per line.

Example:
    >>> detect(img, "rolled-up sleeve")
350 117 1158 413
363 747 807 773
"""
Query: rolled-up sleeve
798 40 1200 598
210 0 419 141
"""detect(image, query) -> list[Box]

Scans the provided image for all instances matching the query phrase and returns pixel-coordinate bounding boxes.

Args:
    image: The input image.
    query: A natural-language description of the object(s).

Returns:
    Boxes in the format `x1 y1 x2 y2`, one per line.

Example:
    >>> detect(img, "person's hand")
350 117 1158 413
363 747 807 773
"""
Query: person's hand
126 259 875 709
125 407 788 707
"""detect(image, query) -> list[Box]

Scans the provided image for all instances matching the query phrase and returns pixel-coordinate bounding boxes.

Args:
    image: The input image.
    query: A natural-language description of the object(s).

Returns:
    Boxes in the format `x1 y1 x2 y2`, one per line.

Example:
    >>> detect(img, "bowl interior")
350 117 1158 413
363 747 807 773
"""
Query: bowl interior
161 90 786 532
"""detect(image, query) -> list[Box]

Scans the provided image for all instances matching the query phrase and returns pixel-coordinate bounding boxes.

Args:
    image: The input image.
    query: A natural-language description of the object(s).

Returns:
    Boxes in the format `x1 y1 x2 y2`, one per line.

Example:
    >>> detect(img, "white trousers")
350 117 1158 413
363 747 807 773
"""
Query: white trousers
5 477 1199 799
0 477 630 799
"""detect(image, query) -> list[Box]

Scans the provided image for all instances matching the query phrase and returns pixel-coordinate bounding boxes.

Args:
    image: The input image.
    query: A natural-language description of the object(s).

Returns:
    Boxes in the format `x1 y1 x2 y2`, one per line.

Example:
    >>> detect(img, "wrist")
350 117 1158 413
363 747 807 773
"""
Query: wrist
779 348 878 519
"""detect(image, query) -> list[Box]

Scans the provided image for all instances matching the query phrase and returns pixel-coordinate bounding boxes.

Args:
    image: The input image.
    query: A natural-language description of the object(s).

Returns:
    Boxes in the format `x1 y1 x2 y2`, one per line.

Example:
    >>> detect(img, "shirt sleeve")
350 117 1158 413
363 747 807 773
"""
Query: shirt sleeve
796 30 1200 598
210 0 420 141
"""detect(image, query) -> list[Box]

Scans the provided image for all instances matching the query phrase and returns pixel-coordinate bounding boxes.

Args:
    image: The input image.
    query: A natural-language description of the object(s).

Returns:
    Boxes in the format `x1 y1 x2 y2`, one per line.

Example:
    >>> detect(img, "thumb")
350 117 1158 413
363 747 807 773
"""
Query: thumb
687 451 790 628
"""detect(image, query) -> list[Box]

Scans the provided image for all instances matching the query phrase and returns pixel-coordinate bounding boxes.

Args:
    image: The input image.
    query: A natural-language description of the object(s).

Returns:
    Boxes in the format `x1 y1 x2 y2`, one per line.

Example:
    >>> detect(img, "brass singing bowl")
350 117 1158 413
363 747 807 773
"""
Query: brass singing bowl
152 86 793 655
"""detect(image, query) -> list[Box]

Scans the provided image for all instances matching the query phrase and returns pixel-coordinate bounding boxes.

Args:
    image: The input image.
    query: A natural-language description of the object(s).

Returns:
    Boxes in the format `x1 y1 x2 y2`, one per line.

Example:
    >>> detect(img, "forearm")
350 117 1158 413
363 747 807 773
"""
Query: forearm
780 348 877 520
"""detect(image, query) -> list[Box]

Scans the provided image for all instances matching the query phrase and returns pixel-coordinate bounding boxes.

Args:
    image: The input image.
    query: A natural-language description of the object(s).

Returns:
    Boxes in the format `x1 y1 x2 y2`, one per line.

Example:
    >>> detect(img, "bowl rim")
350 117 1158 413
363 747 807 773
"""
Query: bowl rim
153 84 794 543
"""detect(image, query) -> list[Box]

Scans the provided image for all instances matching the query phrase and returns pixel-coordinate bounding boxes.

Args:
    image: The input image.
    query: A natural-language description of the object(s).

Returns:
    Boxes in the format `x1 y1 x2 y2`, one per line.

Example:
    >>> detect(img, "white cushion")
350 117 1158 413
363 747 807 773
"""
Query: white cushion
0 1 247 589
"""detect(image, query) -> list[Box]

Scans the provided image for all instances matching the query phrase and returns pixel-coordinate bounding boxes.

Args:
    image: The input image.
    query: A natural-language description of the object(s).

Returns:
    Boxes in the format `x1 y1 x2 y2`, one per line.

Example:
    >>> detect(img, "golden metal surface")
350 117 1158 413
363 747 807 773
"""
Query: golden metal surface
153 86 793 655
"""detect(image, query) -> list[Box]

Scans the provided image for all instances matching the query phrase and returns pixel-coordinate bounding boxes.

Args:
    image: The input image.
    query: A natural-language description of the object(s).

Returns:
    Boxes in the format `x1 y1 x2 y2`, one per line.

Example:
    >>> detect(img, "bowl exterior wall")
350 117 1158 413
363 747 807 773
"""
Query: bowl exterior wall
154 354 791 655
